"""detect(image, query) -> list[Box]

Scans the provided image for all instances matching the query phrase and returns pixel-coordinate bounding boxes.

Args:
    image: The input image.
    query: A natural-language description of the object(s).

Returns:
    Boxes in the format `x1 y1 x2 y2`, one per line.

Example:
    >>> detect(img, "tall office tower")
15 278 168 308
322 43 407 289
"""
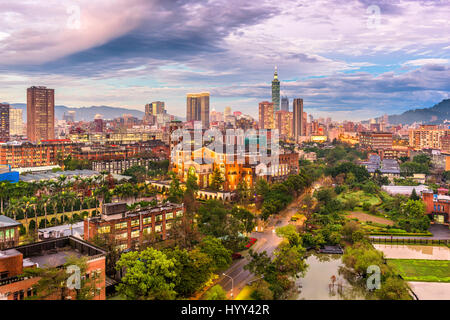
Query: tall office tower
224 106 232 118
259 101 274 129
292 98 303 140
9 108 23 136
186 93 210 128
281 96 289 111
272 67 280 112
0 103 10 141
27 86 55 142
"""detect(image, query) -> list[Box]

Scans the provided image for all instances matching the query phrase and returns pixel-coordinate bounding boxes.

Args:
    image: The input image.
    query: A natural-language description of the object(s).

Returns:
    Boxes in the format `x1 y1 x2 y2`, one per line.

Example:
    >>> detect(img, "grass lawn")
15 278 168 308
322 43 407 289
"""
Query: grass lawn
387 259 450 283
107 294 126 300
235 286 255 300
345 211 394 226
338 190 381 207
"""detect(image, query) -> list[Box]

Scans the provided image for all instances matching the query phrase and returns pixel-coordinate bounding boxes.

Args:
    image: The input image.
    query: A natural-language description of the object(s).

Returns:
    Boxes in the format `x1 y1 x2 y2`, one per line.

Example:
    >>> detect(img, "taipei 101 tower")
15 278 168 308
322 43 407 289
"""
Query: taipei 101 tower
271 66 280 112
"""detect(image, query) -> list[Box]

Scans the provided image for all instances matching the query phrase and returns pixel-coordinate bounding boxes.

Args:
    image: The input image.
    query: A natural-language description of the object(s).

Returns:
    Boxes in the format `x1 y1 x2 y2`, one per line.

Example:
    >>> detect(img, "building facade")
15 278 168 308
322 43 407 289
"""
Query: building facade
0 104 10 142
27 86 55 143
0 216 20 250
259 101 274 130
409 125 450 150
275 110 293 139
359 132 393 150
271 67 280 112
9 108 23 136
292 98 304 141
186 93 210 128
84 202 184 251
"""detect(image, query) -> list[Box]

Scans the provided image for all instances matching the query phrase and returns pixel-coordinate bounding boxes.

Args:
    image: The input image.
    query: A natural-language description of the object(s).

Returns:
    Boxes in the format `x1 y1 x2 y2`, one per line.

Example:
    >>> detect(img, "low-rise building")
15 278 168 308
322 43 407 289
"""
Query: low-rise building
0 216 21 250
422 189 450 225
84 202 184 251
0 236 106 300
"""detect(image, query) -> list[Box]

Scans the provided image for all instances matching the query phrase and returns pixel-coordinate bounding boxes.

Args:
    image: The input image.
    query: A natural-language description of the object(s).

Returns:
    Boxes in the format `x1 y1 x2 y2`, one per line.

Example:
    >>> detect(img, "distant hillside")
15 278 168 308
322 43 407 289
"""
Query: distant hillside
388 99 450 125
5 103 145 122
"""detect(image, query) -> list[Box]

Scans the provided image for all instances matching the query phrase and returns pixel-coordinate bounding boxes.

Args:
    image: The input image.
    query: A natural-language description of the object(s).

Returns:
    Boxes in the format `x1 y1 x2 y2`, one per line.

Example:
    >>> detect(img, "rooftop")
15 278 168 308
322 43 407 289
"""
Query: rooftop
0 215 21 228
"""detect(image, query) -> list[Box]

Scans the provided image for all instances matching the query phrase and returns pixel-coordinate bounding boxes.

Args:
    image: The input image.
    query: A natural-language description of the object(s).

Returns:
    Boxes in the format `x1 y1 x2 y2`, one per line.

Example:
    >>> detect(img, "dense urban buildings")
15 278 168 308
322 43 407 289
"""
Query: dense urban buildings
409 125 450 150
186 93 210 128
26 86 55 143
359 132 393 150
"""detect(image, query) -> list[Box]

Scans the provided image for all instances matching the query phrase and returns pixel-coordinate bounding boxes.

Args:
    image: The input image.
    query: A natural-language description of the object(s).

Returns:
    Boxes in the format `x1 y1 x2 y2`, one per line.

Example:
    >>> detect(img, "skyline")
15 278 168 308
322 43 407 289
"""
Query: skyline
0 0 449 120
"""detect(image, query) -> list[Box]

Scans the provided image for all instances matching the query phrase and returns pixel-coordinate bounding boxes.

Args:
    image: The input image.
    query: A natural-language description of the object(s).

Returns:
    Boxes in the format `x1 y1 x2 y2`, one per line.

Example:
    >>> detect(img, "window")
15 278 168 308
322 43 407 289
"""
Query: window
98 226 110 234
155 215 162 222
131 220 139 227
155 225 162 233
143 227 152 234
166 212 174 220
143 217 151 225
115 233 127 240
166 222 172 230
131 230 140 238
0 271 9 279
116 244 128 251
115 222 127 230
176 210 183 218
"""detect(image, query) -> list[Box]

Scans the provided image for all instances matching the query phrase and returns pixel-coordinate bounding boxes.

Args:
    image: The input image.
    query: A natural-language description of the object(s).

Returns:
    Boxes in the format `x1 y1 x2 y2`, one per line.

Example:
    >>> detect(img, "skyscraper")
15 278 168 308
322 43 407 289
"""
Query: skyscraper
272 67 280 112
27 86 55 143
186 93 210 128
281 96 289 111
9 108 23 136
0 103 10 141
293 98 303 140
259 101 274 129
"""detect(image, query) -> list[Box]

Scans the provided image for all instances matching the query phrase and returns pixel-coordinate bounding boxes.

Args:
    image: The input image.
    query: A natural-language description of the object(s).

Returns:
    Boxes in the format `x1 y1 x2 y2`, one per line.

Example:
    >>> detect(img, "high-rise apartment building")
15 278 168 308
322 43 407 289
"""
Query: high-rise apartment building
259 101 274 129
409 125 450 150
293 98 304 140
272 67 280 112
9 108 22 136
0 104 10 141
186 93 210 128
26 86 55 142
360 132 393 150
281 96 289 111
275 110 293 138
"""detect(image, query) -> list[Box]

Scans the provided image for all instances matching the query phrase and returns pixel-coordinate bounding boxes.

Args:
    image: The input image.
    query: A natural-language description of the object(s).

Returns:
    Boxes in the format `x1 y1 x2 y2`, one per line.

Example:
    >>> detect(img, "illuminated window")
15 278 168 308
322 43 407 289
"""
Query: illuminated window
131 230 139 238
98 226 110 234
166 212 174 220
131 219 139 227
115 222 127 230
155 225 162 233
115 233 127 240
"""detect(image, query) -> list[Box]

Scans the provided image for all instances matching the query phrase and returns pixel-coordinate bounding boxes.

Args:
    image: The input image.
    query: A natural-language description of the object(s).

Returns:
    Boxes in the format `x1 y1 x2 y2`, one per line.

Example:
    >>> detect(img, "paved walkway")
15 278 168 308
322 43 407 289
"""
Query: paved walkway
408 282 450 300
373 244 450 260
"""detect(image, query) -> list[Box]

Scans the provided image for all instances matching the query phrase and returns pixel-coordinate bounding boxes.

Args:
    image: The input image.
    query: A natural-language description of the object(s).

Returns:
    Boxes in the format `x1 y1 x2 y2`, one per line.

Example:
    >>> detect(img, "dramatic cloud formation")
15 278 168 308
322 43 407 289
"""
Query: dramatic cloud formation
0 0 449 120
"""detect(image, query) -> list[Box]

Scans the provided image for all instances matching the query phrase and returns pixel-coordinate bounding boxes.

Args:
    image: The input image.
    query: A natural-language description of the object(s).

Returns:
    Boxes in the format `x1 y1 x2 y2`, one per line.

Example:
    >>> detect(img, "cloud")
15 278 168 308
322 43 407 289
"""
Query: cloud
402 58 449 66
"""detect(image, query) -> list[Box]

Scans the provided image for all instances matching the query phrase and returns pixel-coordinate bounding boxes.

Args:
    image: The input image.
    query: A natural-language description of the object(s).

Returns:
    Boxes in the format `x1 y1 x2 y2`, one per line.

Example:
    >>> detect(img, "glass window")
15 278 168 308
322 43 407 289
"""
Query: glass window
115 233 127 240
143 227 152 234
131 220 139 227
143 217 151 225
176 210 183 218
98 226 110 234
155 215 162 222
155 225 162 233
115 222 127 230
166 212 174 220
131 230 139 238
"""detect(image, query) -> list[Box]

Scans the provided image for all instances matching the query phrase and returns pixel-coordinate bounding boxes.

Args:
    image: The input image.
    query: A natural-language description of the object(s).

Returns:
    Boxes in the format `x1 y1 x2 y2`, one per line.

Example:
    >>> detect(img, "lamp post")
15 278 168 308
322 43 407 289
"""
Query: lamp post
222 273 234 299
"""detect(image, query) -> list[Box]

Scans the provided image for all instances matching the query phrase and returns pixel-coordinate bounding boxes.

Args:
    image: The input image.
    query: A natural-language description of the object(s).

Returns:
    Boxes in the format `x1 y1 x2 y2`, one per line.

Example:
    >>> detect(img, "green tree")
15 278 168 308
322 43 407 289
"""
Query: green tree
199 236 232 271
115 247 177 300
209 168 225 191
204 285 227 300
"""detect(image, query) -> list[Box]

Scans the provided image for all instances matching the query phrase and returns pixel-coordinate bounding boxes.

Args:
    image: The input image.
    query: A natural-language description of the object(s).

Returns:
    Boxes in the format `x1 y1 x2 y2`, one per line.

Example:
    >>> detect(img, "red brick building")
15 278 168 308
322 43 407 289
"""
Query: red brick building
422 188 450 225
0 216 21 250
84 202 184 251
0 236 106 300
359 132 393 151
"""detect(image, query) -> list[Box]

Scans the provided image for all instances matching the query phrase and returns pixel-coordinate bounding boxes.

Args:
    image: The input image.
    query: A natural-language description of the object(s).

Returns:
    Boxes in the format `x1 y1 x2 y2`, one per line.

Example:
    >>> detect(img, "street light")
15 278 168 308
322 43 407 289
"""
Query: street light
222 273 234 299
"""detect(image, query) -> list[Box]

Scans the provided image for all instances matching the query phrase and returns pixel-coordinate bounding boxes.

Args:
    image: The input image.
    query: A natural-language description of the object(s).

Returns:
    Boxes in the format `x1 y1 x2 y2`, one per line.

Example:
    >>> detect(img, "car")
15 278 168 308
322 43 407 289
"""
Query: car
232 253 243 260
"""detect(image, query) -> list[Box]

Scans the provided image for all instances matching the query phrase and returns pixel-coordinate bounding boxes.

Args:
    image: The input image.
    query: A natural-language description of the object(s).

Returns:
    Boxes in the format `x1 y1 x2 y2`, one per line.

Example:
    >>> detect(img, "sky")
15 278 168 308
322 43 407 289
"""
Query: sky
0 0 449 121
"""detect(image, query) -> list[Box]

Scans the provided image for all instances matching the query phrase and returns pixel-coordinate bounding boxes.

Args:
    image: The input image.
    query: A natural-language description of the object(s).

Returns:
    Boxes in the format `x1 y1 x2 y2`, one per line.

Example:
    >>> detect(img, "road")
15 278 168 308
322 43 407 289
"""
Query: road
217 181 323 299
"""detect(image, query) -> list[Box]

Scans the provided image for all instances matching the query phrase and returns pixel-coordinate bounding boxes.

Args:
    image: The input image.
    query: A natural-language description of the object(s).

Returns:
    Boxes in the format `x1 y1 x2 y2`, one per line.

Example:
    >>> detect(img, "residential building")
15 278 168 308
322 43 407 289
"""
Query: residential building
9 108 23 136
275 110 293 139
27 86 55 142
359 132 393 150
259 101 274 129
409 125 450 150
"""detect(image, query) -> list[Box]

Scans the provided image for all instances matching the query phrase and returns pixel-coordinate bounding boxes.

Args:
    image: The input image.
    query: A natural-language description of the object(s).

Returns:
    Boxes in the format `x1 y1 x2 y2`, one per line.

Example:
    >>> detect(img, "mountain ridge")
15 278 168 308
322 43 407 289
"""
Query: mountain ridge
387 99 450 125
